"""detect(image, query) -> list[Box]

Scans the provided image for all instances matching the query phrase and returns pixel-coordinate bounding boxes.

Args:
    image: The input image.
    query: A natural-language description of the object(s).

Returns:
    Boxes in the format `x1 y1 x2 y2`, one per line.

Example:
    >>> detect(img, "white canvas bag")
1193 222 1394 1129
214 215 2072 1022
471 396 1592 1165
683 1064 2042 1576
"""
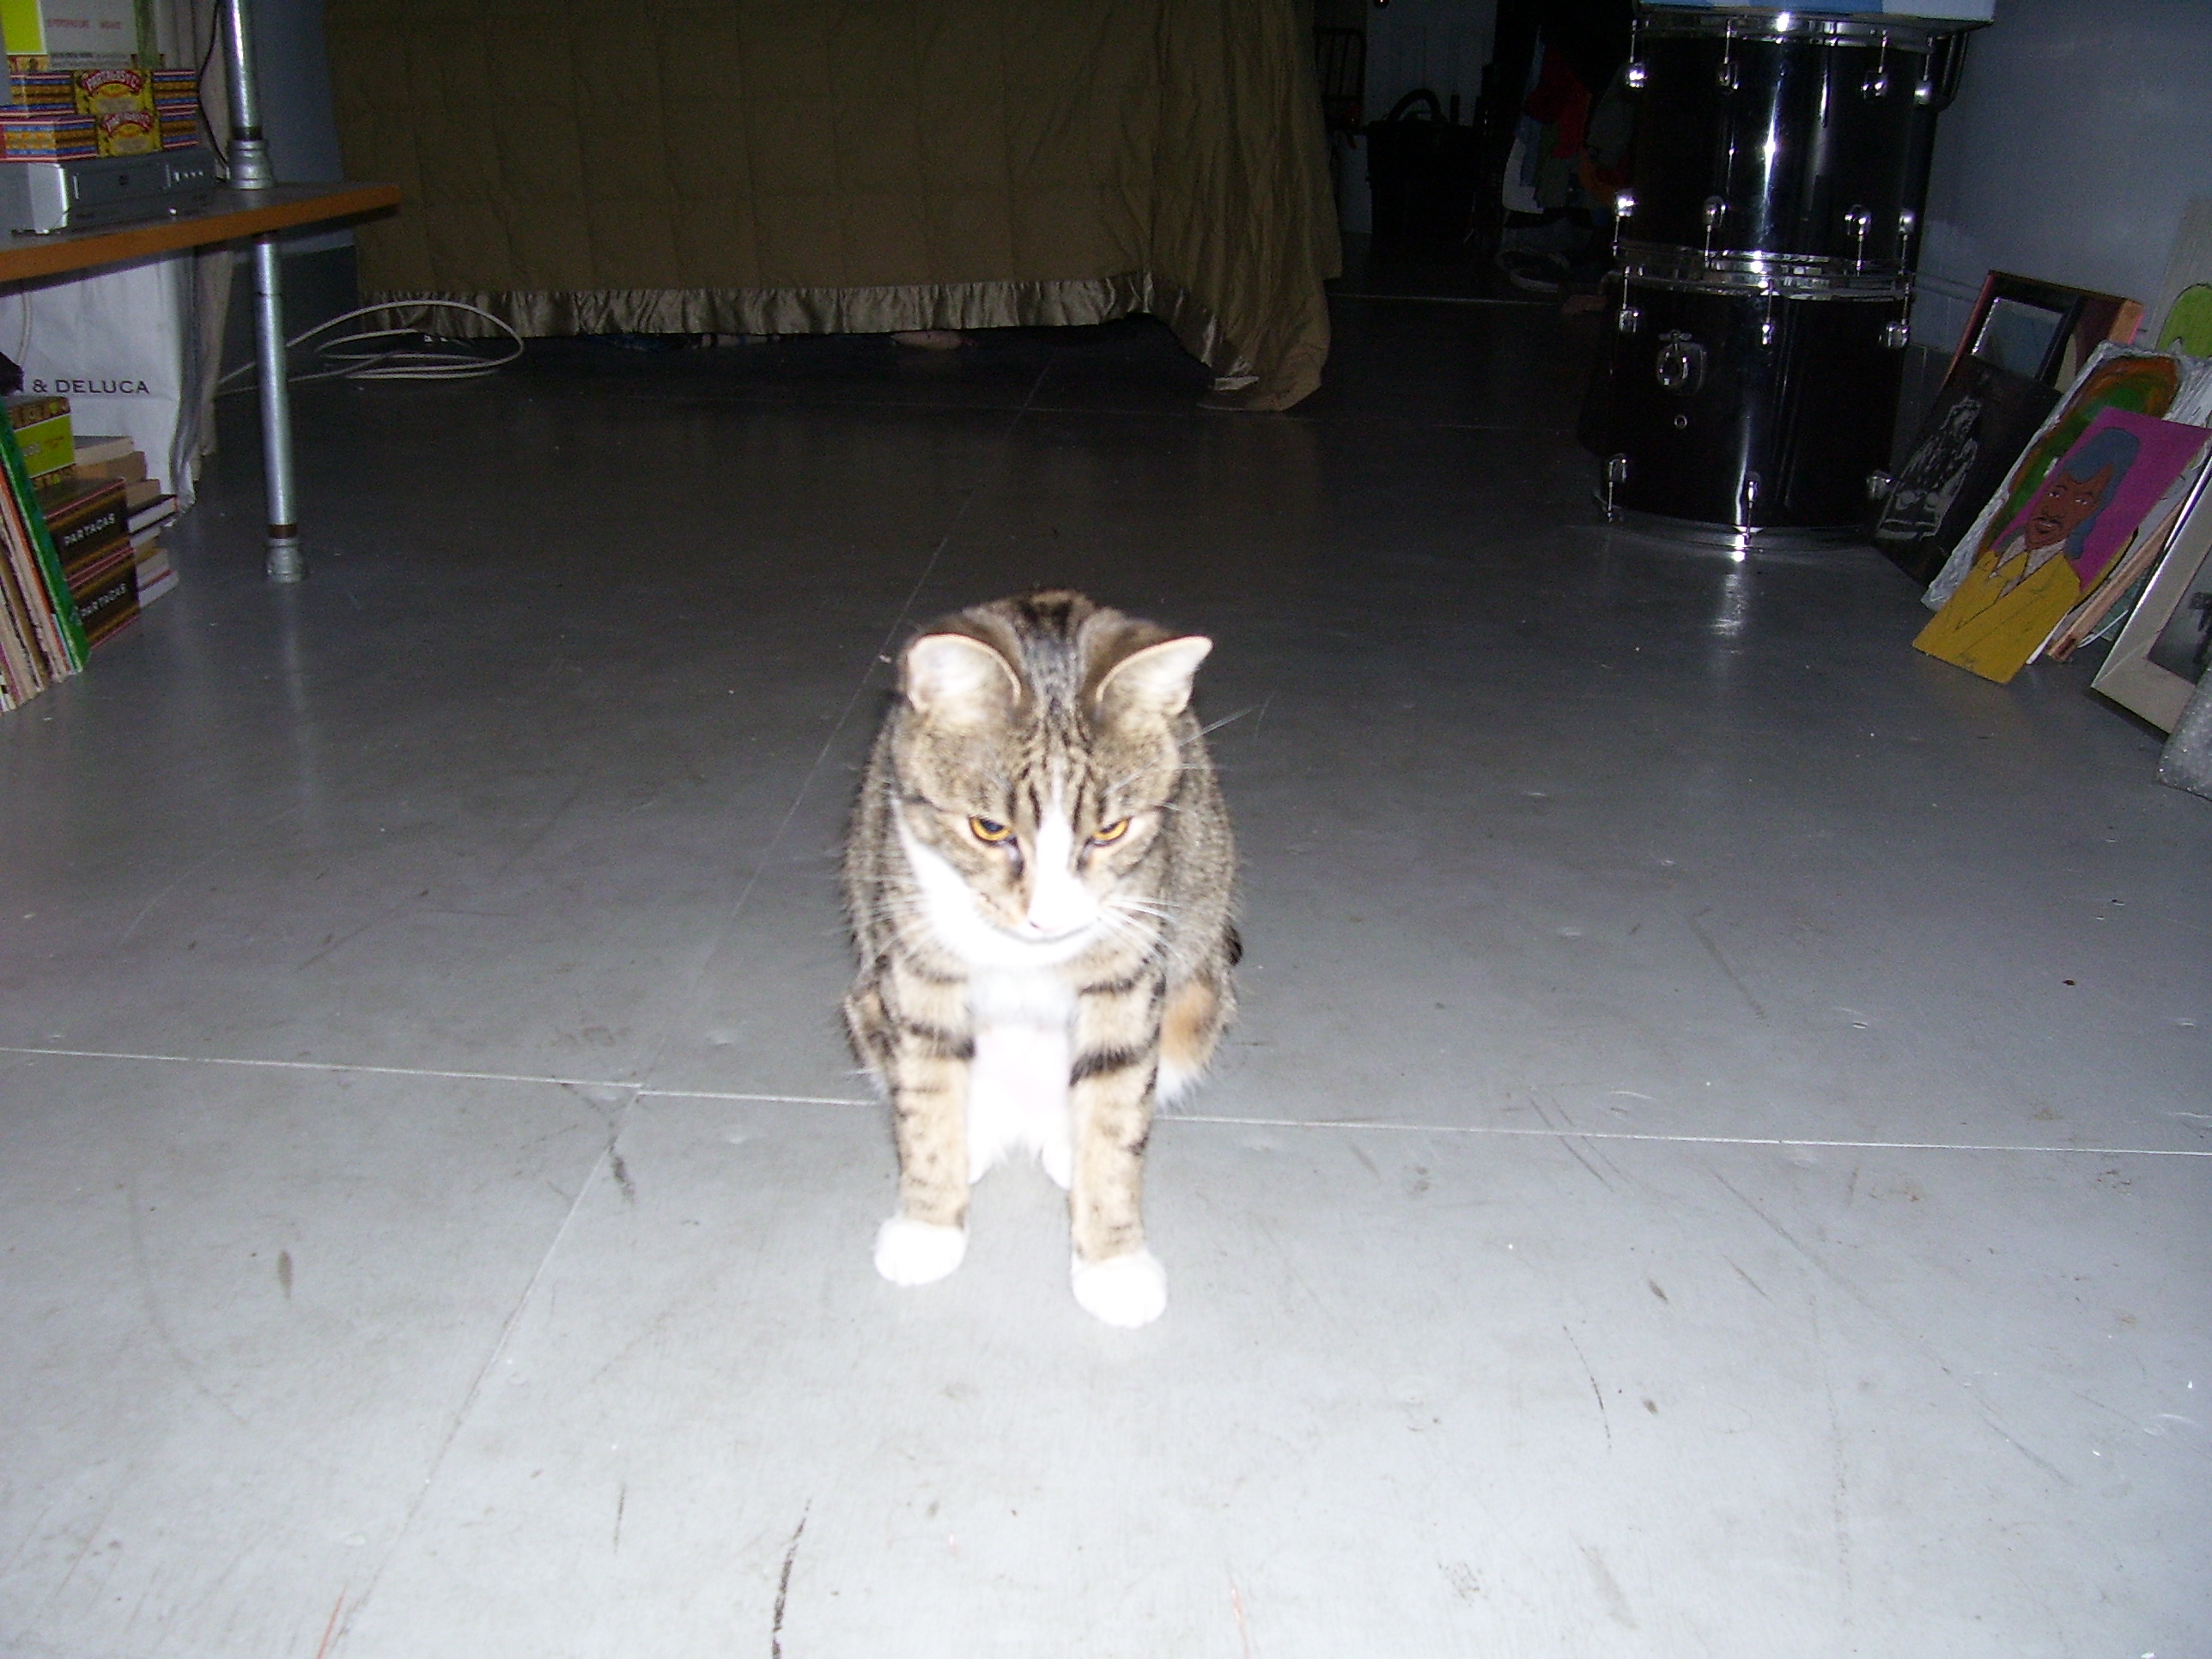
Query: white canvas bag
0 250 216 506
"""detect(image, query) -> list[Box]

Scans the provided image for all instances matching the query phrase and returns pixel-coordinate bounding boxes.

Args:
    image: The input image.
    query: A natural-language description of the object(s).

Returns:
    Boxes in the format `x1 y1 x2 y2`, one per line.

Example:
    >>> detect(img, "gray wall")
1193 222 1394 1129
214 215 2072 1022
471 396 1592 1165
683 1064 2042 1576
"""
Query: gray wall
1913 0 2212 350
247 0 347 261
240 0 343 182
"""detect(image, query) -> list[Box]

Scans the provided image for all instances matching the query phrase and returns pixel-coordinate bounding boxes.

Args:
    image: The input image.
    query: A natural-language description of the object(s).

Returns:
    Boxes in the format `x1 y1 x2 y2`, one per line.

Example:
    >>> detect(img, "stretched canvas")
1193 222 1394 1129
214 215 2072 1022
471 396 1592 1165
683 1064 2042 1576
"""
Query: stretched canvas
1915 408 2210 684
1884 274 2141 585
2147 199 2212 356
1875 353 2058 585
2094 477 2212 732
1923 345 2212 610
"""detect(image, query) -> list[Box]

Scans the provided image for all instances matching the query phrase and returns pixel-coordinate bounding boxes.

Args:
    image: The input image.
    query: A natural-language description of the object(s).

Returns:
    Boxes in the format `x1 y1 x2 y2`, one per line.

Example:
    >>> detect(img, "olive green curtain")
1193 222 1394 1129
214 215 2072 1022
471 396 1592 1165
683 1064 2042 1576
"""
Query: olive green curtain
325 0 1339 409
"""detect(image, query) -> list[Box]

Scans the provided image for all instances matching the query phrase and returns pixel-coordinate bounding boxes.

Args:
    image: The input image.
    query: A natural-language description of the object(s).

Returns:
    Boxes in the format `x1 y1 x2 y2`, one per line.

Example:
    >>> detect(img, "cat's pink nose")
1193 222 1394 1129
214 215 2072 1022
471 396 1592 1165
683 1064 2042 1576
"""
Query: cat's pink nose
1024 891 1093 937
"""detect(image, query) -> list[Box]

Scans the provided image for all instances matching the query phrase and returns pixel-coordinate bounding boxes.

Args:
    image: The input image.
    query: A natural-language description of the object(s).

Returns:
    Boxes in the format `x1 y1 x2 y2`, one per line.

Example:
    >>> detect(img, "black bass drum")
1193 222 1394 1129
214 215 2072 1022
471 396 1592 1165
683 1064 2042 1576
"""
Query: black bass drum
1592 277 1911 539
1616 10 1966 279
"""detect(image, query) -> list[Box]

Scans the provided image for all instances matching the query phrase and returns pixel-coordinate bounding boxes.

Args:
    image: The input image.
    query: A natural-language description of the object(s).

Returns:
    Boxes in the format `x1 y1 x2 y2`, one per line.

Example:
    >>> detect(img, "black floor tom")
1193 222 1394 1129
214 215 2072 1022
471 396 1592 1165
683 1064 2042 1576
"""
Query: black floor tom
1616 11 1964 283
1586 277 1911 539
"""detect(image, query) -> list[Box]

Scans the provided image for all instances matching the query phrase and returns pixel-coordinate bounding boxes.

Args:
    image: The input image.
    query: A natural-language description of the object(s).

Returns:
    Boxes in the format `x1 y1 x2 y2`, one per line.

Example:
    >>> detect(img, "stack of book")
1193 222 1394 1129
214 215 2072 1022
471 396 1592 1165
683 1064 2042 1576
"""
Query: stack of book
154 68 198 149
36 468 137 647
0 396 86 711
9 392 73 477
0 394 190 711
2 67 94 159
2 65 201 158
72 434 177 604
0 110 95 160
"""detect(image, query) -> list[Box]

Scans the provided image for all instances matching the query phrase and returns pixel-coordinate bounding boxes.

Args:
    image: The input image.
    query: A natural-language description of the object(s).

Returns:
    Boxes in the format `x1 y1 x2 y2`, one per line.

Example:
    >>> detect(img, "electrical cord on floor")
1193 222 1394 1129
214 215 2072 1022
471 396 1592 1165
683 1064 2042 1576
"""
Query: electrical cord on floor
216 300 526 394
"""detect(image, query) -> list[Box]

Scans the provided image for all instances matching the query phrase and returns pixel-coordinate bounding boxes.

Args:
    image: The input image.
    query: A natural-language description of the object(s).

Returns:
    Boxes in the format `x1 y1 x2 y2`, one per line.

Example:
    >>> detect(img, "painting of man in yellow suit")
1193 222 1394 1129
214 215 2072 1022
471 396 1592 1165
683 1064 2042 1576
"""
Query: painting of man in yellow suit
1917 411 2208 684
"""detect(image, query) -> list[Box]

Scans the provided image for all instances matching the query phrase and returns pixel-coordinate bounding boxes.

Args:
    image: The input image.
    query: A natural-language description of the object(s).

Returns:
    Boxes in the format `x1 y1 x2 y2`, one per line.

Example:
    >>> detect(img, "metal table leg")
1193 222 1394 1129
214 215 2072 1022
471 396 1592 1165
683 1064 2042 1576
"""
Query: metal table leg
251 233 301 582
223 0 301 581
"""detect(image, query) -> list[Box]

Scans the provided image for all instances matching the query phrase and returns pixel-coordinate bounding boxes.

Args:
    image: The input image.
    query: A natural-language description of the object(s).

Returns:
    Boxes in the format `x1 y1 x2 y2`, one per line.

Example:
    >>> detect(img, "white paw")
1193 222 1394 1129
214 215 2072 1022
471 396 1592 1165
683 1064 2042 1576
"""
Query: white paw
874 1217 968 1286
1039 1137 1073 1191
1071 1249 1167 1328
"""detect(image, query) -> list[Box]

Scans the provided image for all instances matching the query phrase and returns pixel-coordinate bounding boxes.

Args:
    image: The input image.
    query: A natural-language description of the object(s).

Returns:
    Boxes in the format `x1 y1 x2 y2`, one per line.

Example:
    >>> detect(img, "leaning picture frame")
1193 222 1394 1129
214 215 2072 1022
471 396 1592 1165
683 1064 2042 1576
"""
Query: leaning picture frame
2092 473 2212 730
1947 271 2144 391
1874 352 2058 585
1878 271 2141 586
1921 343 2212 611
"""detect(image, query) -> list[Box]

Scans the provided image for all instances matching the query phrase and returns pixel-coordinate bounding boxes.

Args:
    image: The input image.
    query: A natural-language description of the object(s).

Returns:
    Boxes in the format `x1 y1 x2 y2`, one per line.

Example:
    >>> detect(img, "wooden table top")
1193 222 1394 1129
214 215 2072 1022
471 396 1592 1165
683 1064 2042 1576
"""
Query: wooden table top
0 181 400 284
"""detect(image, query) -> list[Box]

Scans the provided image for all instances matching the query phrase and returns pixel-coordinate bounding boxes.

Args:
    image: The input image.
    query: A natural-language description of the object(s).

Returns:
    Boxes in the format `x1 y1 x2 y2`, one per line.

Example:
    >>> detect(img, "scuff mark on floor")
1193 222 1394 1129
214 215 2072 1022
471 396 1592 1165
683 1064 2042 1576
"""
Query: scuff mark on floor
1231 1576 1255 1659
1710 1166 2076 1488
771 1503 810 1659
1563 1326 1611 1450
1579 1543 1638 1628
1528 1095 1614 1192
125 1176 246 1425
608 1147 637 1205
1724 1255 1771 1301
1686 910 1766 1021
311 1589 346 1659
613 1483 626 1553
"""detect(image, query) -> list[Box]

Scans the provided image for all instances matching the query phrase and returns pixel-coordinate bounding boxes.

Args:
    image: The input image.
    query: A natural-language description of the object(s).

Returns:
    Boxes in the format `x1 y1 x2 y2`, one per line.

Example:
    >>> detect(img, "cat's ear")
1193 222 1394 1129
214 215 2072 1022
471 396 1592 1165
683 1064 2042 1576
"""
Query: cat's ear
1096 635 1212 726
903 633 1021 724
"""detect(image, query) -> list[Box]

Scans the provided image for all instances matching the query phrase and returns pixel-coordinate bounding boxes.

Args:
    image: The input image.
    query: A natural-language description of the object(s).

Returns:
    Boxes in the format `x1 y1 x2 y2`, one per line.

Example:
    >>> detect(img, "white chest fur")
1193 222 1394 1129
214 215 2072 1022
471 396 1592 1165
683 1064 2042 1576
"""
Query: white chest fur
897 817 1081 1186
966 980 1075 1188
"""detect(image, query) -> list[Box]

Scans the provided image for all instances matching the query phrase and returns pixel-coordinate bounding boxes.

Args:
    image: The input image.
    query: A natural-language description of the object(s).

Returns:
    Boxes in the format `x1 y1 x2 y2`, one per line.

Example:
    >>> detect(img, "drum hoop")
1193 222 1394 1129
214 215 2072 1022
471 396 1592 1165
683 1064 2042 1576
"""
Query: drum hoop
1618 241 1912 299
1634 11 1955 52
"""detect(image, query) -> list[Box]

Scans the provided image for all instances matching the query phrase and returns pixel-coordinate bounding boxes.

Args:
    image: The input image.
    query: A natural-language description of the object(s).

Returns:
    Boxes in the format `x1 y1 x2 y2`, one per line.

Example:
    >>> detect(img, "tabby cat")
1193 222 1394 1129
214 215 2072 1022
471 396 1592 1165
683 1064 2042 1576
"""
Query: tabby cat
842 591 1238 1328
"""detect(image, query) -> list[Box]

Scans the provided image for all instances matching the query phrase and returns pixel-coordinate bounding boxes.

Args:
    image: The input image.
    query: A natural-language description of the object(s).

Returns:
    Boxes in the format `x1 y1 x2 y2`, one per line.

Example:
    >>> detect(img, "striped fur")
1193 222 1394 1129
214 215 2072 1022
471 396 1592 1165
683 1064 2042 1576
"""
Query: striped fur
842 591 1238 1326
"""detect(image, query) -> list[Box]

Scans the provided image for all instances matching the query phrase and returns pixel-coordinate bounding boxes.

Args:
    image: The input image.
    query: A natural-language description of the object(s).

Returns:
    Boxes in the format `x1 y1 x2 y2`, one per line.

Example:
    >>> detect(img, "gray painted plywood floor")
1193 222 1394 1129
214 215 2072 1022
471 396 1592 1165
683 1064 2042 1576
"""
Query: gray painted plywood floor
2 307 2207 1658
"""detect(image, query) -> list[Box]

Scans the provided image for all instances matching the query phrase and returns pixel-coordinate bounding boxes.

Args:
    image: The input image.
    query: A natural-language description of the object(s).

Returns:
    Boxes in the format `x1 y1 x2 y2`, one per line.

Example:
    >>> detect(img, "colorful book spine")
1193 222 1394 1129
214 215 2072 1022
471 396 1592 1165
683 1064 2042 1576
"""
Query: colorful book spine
153 67 196 148
0 543 46 707
10 410 72 482
40 477 127 570
155 100 195 147
67 535 137 645
5 392 67 424
0 111 98 159
0 494 69 687
72 557 137 644
7 69 81 111
39 477 137 649
0 421 88 672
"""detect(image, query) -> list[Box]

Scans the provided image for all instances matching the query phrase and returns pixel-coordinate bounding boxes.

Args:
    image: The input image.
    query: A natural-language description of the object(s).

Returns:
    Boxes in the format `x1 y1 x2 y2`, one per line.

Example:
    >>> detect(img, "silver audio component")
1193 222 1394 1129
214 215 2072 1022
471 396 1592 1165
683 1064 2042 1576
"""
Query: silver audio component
0 146 218 234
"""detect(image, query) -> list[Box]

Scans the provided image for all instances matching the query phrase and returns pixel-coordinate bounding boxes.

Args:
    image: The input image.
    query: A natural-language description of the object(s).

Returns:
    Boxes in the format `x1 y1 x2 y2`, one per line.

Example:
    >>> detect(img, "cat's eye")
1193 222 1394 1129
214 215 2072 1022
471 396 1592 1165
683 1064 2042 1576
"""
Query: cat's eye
1091 818 1132 844
969 817 1013 844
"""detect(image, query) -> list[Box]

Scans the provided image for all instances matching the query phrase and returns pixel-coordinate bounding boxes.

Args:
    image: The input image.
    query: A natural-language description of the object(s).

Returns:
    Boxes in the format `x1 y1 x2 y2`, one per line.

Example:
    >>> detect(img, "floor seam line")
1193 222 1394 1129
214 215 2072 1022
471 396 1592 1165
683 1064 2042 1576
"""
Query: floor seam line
0 1045 636 1091
6 1046 2201 1158
1168 1115 2212 1158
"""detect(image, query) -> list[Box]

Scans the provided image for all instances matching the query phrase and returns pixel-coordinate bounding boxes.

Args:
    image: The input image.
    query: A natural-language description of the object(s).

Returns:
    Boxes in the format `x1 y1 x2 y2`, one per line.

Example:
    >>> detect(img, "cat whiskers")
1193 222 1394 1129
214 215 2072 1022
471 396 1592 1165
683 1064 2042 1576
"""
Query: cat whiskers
1099 894 1173 945
852 890 928 925
1109 895 1177 921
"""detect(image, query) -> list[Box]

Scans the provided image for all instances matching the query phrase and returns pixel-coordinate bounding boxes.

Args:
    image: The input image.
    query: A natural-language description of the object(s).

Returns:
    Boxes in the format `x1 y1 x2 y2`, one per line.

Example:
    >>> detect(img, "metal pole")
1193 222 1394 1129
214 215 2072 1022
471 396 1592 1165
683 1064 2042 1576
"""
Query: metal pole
249 238 300 580
221 0 302 581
